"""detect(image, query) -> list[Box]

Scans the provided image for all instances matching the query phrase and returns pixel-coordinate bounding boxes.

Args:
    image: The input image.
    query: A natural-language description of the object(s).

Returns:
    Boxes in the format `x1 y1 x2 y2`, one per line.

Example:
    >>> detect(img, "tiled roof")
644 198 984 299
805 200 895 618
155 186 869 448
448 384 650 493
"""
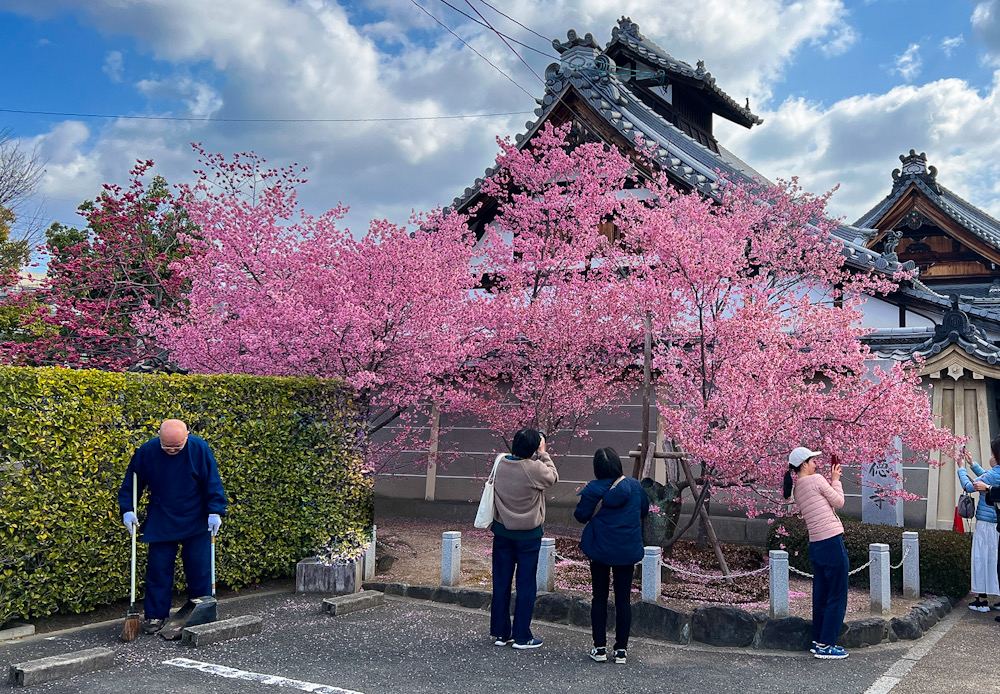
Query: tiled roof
447 25 908 279
866 301 1000 364
854 150 1000 248
602 17 762 128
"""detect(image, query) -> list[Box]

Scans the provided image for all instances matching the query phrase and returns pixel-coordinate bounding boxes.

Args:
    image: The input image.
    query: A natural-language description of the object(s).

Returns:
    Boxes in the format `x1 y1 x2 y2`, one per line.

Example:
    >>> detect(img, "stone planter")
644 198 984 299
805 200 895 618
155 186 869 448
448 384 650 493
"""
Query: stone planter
295 557 362 595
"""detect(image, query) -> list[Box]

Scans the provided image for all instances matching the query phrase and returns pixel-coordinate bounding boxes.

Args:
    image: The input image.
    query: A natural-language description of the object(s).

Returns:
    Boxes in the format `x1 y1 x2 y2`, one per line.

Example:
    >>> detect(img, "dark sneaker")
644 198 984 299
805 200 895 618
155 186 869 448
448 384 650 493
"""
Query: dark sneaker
493 636 513 646
613 649 627 664
993 603 1000 611
590 646 607 662
810 641 823 654
142 618 164 635
969 598 990 612
814 644 848 660
512 638 543 649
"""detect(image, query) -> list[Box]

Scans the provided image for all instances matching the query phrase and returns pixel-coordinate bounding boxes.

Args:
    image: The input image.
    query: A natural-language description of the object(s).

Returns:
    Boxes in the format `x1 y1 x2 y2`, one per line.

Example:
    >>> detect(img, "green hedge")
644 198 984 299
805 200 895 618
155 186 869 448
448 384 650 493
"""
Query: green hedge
0 366 370 624
766 515 971 600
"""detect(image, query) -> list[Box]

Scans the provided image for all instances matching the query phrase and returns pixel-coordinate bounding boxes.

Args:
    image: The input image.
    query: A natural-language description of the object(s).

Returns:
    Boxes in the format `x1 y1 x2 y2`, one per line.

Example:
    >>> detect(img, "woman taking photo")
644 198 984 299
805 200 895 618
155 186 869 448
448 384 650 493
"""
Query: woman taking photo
574 447 649 665
783 446 849 660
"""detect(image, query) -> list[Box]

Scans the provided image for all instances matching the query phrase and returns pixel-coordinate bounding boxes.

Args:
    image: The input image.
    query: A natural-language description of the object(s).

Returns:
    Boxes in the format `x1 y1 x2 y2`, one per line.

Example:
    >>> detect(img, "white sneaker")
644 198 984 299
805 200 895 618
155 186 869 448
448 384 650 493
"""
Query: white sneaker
590 646 607 662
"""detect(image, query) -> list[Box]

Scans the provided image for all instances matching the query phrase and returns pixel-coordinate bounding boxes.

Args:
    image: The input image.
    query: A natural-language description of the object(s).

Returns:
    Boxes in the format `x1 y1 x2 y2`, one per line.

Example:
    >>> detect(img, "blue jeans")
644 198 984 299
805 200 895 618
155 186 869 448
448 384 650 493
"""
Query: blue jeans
490 535 541 643
810 534 849 646
144 531 212 619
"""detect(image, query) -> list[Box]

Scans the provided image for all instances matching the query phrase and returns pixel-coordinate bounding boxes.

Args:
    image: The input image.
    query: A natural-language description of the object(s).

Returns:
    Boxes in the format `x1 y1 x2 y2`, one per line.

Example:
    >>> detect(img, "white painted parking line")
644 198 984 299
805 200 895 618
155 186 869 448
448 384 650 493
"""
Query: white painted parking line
163 657 368 694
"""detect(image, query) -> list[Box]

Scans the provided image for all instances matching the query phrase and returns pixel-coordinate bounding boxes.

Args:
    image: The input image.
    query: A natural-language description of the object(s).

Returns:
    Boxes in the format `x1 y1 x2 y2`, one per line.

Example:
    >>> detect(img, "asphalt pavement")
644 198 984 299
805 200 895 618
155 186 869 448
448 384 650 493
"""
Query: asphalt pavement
2 590 998 693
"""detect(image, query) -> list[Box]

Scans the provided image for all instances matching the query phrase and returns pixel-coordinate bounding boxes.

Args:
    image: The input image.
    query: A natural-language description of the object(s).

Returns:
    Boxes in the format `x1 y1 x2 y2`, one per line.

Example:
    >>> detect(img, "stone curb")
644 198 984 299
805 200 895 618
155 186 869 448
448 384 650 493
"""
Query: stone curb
362 582 955 651
323 591 385 616
0 623 34 642
180 616 263 648
7 646 114 687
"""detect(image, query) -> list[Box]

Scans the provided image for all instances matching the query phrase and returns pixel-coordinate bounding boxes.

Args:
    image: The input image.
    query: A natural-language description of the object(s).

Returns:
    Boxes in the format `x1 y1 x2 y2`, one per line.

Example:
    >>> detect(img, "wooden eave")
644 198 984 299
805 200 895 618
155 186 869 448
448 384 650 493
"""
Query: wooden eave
866 183 1000 269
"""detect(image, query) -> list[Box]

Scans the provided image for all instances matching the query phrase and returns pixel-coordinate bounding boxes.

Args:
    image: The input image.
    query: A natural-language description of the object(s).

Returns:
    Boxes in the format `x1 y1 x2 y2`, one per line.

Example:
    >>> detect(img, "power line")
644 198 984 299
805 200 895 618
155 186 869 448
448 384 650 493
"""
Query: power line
0 107 534 123
433 0 557 60
462 0 543 83
475 0 552 44
409 0 535 100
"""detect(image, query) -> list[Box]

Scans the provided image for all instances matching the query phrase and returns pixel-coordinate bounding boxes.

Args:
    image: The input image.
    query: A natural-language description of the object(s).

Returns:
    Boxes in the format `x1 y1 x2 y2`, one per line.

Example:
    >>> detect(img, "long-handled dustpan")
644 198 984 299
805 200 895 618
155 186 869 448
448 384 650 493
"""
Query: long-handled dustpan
158 529 218 640
120 473 141 642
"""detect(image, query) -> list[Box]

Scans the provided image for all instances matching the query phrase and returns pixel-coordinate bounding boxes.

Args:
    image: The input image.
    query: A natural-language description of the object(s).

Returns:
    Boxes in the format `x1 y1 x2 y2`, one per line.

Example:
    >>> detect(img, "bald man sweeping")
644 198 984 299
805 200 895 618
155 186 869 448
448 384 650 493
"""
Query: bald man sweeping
117 419 228 635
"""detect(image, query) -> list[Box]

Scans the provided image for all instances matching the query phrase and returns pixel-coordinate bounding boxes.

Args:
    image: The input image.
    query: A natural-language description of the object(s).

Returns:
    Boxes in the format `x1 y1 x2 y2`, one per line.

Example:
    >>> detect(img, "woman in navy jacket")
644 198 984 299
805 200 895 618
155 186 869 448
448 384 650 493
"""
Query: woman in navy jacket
574 447 649 664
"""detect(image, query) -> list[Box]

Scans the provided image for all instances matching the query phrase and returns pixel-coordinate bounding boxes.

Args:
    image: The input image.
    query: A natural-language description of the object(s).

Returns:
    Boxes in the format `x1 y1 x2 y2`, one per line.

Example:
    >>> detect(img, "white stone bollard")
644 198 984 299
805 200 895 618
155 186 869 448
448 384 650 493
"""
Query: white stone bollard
870 543 891 615
536 537 555 593
642 546 662 602
902 532 920 599
442 531 461 587
769 550 789 618
363 525 377 581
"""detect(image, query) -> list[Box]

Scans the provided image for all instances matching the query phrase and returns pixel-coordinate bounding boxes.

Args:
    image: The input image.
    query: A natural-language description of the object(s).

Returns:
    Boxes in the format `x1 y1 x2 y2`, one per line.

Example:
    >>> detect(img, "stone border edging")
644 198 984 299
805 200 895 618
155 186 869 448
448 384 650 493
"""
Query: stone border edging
7 647 114 688
362 582 955 651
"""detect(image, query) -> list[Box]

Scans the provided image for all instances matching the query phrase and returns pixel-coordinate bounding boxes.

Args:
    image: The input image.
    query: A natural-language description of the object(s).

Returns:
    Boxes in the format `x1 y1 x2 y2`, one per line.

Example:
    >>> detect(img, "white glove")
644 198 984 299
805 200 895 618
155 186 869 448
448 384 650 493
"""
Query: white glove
122 511 139 536
208 514 222 536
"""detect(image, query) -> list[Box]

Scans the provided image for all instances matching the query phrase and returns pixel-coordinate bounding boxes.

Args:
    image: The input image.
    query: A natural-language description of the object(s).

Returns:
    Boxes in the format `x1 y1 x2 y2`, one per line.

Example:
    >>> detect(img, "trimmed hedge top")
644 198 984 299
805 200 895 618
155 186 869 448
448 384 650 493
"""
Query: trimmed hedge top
767 514 971 600
0 366 371 624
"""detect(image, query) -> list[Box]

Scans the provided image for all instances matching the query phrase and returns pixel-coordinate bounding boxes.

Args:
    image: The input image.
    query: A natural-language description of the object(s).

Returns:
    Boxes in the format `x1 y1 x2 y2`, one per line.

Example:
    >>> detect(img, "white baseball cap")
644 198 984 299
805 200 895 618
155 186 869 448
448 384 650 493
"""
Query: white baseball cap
789 447 822 468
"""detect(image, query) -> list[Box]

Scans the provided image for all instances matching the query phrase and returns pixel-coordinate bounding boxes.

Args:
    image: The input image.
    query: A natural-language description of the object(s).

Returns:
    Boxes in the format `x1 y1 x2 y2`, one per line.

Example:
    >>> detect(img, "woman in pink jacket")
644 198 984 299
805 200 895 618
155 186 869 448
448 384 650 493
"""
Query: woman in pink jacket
782 447 849 660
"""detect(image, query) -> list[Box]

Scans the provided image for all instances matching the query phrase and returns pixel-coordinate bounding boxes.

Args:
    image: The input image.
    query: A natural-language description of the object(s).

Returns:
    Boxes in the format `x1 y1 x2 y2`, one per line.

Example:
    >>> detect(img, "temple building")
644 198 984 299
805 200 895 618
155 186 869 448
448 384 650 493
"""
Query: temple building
377 17 1000 533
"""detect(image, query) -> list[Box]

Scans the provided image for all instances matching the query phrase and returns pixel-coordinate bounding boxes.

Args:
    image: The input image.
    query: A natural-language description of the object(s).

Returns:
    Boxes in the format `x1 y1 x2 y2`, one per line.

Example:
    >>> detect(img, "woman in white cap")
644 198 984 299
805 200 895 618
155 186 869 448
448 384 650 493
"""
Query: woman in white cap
782 446 849 660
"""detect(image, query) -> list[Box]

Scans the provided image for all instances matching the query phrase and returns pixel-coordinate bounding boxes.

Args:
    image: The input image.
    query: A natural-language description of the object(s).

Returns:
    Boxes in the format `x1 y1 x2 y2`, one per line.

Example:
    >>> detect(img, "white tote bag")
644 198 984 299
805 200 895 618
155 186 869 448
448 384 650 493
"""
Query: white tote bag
474 454 506 529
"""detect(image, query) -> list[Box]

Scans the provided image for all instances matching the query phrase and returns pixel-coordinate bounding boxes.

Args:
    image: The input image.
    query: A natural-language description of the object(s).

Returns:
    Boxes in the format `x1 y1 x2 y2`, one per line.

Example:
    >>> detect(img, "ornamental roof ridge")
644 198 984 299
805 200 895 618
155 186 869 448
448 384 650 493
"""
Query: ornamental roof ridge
605 16 762 126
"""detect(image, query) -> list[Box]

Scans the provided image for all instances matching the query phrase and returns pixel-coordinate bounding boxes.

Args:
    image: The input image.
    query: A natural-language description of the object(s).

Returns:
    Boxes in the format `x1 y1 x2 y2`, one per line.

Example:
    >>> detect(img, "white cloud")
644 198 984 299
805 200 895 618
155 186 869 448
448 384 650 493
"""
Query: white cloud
890 43 922 82
718 74 1000 225
103 50 123 82
0 0 859 232
941 35 964 57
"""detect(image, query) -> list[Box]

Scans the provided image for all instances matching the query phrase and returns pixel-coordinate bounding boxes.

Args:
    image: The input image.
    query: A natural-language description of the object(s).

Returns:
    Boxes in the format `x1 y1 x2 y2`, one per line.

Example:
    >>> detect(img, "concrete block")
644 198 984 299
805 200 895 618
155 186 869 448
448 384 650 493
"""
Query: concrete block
296 557 361 595
323 592 384 617
8 647 114 687
0 622 34 642
180 615 263 647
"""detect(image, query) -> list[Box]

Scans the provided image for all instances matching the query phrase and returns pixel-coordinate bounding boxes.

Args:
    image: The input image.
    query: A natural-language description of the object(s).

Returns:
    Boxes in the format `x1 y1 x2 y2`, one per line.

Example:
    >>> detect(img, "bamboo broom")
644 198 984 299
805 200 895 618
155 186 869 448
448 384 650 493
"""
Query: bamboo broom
120 473 141 642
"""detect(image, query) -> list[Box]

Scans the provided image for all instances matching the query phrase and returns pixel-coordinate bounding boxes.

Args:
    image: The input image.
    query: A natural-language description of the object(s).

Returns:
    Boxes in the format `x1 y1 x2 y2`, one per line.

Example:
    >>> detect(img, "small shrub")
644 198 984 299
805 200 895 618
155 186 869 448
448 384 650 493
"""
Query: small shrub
766 514 970 600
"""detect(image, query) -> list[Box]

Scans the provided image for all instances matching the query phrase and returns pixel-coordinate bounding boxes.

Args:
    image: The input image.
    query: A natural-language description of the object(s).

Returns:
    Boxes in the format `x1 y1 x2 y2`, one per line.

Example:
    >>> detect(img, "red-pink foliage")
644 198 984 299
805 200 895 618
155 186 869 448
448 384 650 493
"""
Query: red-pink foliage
1 161 191 369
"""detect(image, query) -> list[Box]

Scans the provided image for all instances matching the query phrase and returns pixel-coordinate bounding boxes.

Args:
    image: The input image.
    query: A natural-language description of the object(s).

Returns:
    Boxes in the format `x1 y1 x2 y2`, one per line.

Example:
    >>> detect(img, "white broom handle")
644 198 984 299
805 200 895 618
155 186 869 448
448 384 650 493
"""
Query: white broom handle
130 472 137 604
211 534 216 597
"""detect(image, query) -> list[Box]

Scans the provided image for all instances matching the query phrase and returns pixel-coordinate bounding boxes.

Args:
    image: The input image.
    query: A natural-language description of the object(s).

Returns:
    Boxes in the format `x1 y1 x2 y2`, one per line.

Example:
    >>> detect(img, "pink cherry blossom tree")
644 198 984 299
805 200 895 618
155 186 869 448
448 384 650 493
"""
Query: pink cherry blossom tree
453 123 640 443
147 148 481 472
619 173 960 517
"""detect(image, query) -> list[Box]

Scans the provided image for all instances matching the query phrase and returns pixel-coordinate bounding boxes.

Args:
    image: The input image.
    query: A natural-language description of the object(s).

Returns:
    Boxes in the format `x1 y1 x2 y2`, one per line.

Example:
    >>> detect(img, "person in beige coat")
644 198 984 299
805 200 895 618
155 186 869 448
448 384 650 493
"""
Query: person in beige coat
489 428 558 649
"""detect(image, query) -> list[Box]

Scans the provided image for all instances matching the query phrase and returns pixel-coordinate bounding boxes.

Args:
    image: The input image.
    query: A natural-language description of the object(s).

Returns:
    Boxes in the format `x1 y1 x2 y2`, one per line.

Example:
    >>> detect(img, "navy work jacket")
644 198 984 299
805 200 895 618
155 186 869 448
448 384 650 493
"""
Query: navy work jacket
574 476 649 566
117 435 228 543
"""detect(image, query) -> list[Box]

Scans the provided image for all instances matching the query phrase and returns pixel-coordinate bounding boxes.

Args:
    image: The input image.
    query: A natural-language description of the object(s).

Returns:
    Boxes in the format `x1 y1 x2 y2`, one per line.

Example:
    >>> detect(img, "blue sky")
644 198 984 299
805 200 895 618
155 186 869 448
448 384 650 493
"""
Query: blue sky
3 0 1000 260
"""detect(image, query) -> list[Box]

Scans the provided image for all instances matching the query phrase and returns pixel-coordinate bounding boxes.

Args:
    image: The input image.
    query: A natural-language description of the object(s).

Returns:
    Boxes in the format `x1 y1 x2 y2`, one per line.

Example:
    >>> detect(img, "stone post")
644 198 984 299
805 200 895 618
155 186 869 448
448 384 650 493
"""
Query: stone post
870 543 891 615
441 531 461 587
363 525 376 581
902 531 920 599
769 550 789 618
642 546 662 602
536 537 555 593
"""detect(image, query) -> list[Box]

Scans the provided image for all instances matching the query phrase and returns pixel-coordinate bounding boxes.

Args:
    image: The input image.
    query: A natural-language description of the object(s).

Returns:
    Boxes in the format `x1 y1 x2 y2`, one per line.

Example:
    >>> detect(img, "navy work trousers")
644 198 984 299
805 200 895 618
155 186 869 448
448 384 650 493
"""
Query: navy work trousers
590 561 634 650
809 534 849 646
144 531 212 619
490 535 541 644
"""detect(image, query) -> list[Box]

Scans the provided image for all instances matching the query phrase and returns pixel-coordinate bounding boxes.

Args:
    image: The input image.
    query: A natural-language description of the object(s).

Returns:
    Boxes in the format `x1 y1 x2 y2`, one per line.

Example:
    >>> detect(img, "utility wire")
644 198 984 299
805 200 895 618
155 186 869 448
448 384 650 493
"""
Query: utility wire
0 108 533 123
434 0 557 59
462 0 543 83
475 0 552 43
409 0 535 99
